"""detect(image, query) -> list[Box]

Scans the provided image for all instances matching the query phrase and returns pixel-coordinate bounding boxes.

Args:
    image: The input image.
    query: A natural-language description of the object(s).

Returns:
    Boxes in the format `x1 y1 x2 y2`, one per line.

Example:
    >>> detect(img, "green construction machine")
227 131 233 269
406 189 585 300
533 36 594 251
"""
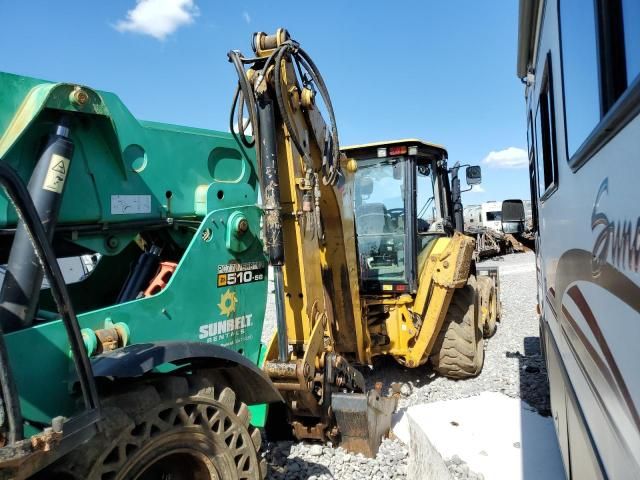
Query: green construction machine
0 50 281 480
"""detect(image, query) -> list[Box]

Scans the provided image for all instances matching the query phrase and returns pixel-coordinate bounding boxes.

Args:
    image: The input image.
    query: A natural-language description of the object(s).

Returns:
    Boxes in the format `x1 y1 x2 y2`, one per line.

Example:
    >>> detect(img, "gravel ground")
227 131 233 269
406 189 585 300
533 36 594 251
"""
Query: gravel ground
260 252 548 479
262 438 409 480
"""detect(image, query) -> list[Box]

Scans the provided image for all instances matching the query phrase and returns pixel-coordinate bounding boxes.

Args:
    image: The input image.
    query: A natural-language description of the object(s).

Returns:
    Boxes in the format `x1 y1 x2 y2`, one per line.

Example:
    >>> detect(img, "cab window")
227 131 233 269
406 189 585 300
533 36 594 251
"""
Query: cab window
354 157 407 283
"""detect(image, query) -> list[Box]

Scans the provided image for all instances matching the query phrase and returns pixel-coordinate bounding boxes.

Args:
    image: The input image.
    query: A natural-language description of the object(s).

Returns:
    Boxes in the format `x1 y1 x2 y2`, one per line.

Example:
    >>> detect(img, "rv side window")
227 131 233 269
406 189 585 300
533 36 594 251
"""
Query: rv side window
527 111 539 230
622 0 640 84
559 0 600 158
527 111 535 179
527 110 534 158
533 55 558 201
528 158 538 230
534 108 544 200
539 56 558 194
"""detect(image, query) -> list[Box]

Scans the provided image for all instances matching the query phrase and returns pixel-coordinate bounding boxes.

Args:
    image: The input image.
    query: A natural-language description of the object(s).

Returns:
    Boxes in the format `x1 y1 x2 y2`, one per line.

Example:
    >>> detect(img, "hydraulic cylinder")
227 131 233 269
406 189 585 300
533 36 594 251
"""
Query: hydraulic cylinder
0 120 74 332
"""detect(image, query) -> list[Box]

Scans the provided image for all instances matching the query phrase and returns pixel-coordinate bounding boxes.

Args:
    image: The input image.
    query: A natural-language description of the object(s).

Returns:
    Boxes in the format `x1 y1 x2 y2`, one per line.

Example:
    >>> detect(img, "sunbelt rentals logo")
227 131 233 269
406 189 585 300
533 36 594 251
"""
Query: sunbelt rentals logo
199 288 253 343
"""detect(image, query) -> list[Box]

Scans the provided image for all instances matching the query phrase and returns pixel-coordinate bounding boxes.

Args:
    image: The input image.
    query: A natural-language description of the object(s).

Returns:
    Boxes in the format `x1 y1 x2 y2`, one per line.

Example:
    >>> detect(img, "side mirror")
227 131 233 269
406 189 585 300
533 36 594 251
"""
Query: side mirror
418 165 430 177
466 165 482 185
501 199 525 234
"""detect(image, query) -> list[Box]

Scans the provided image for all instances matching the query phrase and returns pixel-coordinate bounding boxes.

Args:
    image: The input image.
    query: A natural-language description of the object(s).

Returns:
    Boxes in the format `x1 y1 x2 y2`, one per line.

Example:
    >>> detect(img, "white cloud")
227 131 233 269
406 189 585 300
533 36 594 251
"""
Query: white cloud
114 0 199 40
482 147 527 169
242 11 251 24
469 185 485 193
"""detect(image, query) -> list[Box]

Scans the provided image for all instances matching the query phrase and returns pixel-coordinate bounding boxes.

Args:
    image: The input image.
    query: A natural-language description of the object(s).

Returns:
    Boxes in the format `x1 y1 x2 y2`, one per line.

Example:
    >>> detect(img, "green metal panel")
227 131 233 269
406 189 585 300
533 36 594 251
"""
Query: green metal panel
0 72 257 250
0 71 270 431
5 204 267 425
248 342 270 428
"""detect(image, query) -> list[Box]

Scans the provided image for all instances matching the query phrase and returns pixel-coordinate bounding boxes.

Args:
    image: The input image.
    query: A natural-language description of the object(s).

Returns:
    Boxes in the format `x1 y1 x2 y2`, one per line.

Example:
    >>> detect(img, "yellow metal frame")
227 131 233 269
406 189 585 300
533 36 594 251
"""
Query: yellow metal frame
258 42 367 370
363 232 475 367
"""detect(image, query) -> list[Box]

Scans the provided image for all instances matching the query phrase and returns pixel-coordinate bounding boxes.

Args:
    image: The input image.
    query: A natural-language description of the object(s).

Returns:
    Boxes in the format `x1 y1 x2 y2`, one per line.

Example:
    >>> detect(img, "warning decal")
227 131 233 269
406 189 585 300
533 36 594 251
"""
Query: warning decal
42 154 70 193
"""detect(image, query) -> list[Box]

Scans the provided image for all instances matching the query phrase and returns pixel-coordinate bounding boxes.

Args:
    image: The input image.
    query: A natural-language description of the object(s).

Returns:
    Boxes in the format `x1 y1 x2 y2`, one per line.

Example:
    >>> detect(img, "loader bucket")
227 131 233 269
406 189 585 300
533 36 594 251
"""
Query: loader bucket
332 388 398 457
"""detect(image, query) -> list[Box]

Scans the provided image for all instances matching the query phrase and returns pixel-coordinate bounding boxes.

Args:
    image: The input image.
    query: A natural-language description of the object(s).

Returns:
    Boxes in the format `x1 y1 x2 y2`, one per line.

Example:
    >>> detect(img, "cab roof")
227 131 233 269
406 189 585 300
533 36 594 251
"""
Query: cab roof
342 138 448 159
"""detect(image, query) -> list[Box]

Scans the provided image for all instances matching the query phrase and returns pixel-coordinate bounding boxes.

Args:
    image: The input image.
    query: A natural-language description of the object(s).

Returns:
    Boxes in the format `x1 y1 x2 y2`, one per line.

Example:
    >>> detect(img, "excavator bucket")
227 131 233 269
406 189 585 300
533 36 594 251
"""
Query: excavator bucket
332 388 398 457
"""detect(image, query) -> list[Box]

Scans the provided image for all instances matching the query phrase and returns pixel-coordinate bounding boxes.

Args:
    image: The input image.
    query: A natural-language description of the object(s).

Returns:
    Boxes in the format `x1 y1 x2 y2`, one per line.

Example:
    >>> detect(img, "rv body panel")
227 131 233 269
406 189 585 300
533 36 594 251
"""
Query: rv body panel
520 1 640 478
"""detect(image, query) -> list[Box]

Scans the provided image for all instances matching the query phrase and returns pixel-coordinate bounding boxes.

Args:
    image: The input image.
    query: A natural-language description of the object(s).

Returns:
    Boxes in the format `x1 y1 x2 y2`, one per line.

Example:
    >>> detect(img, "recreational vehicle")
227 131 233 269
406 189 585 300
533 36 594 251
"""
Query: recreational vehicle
481 201 503 232
517 0 639 478
463 202 503 232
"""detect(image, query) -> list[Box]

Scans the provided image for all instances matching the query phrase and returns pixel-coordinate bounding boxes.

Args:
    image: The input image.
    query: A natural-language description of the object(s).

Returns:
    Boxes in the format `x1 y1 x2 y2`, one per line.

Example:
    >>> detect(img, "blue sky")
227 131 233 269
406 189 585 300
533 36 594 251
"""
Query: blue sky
0 0 529 204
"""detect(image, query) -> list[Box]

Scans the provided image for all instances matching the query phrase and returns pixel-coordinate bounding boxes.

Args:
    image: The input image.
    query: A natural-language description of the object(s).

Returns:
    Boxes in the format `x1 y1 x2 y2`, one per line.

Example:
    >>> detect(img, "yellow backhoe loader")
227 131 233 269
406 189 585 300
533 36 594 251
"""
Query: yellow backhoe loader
230 29 500 456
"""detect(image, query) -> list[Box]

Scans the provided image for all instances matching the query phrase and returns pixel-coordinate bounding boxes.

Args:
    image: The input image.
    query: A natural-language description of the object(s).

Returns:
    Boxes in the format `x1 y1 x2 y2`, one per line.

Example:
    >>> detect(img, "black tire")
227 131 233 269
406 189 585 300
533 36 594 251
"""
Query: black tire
477 276 497 338
430 276 484 379
42 374 265 480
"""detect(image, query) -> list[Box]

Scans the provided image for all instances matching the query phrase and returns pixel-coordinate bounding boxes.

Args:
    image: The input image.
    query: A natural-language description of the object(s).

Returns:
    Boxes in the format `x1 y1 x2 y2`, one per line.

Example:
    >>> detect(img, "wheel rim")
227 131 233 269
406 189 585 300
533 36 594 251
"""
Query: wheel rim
98 398 257 480
479 280 496 336
135 450 219 480
488 288 497 323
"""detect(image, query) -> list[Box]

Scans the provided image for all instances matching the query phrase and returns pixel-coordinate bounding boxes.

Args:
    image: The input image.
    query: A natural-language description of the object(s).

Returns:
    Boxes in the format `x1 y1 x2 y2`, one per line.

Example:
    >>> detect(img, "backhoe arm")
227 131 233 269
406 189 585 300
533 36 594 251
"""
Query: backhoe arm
229 29 394 454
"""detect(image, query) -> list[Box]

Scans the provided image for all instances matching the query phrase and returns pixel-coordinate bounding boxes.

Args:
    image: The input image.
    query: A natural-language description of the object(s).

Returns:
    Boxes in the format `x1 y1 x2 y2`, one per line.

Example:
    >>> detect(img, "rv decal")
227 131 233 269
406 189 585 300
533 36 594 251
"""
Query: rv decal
592 178 640 275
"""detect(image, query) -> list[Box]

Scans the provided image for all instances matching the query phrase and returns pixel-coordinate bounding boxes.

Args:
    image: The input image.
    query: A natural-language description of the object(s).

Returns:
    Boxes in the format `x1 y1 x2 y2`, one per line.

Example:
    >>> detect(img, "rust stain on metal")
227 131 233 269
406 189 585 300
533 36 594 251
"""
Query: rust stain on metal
272 381 305 391
292 421 326 441
264 360 299 379
30 428 62 452
332 390 398 457
70 86 89 106
94 327 121 353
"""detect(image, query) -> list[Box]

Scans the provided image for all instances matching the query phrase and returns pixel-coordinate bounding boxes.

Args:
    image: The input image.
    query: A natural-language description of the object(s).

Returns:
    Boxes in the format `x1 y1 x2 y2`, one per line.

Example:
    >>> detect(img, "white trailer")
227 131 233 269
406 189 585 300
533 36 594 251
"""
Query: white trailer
517 1 640 479
480 201 503 232
463 204 482 229
464 202 503 232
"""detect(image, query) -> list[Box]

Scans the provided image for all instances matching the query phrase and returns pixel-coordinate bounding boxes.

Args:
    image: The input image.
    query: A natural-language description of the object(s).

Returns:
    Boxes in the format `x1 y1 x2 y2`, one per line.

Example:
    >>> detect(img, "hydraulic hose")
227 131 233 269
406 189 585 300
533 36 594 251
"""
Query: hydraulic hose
228 50 261 166
273 43 312 168
229 37 341 185
272 42 340 183
295 47 340 162
229 85 253 149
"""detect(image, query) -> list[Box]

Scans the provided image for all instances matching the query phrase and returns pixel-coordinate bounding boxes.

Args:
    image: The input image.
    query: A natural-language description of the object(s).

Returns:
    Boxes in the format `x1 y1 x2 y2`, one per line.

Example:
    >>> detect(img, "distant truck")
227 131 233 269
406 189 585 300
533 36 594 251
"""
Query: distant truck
464 200 532 258
464 201 503 232
480 201 503 232
465 201 533 232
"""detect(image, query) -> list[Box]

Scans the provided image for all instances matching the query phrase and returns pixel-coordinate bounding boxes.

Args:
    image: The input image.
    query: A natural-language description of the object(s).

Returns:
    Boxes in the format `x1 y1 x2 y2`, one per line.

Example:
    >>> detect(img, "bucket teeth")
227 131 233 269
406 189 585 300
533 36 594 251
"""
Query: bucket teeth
332 389 398 457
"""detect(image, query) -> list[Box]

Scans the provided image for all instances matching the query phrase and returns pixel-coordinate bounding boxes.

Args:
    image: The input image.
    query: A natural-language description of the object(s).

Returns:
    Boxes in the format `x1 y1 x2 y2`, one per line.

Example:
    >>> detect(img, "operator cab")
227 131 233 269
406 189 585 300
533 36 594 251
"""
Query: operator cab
343 139 453 294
